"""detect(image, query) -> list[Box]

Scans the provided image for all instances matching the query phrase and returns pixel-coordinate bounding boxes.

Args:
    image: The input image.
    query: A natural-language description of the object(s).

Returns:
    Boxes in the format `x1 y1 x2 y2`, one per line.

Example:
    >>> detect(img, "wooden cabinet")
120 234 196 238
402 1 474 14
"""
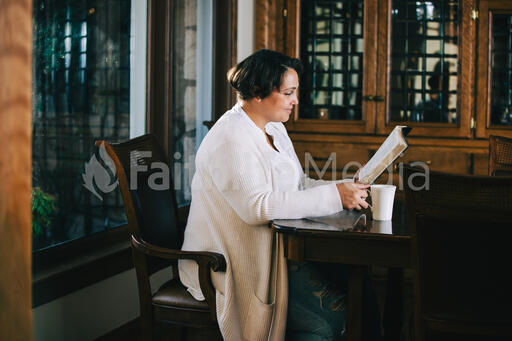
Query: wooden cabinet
255 0 512 178
288 132 489 181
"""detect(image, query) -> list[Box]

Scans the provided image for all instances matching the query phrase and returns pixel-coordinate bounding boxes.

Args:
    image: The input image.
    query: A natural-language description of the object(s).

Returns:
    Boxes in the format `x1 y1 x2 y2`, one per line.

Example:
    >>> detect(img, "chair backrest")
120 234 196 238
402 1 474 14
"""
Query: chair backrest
402 166 512 337
97 134 183 250
489 135 512 176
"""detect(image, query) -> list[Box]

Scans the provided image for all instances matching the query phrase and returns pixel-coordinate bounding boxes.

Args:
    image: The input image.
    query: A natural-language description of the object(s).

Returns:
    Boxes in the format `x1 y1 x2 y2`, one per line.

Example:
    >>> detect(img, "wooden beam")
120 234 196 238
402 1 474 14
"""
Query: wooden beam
213 0 238 120
0 0 33 339
146 0 173 156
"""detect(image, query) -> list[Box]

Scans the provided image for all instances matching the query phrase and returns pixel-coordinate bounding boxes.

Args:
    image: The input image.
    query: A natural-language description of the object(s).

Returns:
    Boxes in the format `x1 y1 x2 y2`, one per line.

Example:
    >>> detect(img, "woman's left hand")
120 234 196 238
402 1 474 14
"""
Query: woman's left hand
354 164 365 183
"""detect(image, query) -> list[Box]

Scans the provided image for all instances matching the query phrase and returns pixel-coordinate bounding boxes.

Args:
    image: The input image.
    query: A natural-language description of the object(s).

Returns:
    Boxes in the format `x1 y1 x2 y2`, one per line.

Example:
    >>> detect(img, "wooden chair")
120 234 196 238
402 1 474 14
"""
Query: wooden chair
402 166 512 341
489 135 512 176
96 134 225 340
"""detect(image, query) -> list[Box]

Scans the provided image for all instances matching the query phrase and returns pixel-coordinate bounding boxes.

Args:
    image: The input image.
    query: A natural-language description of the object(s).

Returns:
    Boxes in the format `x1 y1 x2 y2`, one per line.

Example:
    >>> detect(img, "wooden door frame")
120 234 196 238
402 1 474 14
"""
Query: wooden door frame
146 0 174 156
146 0 237 155
0 0 33 338
213 0 238 121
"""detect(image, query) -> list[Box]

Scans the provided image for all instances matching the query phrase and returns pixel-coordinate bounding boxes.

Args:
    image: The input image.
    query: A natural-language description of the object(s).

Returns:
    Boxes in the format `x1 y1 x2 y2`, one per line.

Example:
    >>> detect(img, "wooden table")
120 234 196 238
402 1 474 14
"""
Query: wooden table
272 200 411 341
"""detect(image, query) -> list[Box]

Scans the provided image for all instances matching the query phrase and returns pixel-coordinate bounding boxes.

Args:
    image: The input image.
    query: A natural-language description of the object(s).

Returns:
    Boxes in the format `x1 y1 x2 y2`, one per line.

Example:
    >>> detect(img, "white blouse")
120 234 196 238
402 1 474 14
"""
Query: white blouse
178 103 346 340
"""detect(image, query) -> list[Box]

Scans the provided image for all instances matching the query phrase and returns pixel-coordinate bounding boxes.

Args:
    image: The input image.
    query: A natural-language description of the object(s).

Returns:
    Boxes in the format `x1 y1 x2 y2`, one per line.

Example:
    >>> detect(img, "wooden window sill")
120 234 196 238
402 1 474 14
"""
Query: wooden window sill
32 225 132 308
32 205 190 308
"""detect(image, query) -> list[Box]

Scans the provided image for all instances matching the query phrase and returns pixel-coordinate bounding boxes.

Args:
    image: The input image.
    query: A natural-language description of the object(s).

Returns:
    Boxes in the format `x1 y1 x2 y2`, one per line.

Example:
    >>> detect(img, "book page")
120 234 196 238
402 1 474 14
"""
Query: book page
357 126 409 184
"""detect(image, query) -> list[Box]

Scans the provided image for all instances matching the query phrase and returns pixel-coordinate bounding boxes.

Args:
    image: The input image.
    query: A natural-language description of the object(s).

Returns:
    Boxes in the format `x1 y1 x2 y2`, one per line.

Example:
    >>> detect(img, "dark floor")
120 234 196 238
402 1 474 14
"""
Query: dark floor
95 319 223 341
95 318 141 341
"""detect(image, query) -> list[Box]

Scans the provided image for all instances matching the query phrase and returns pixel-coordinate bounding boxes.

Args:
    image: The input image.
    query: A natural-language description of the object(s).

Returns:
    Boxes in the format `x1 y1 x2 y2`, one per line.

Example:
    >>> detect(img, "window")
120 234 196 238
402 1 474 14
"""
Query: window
32 0 146 250
145 0 235 207
31 0 235 307
171 0 213 205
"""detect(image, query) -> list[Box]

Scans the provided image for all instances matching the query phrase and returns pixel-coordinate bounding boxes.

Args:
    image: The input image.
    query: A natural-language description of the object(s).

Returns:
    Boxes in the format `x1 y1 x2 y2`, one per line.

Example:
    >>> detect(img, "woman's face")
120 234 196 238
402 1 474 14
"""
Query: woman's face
259 68 299 123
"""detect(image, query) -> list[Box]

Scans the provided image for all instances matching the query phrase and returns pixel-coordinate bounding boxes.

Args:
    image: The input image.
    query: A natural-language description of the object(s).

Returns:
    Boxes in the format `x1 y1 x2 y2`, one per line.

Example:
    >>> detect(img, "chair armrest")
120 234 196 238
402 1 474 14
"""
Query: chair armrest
130 235 226 272
131 235 225 321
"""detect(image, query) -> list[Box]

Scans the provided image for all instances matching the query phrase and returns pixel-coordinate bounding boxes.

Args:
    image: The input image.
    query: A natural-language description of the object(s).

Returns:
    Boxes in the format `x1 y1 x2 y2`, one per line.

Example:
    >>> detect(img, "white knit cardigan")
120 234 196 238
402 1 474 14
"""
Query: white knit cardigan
178 103 346 341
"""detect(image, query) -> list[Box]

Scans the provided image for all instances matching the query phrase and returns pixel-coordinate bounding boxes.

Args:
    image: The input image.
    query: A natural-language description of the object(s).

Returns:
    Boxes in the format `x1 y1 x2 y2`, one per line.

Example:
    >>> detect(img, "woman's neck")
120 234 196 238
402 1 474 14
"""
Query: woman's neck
241 101 268 132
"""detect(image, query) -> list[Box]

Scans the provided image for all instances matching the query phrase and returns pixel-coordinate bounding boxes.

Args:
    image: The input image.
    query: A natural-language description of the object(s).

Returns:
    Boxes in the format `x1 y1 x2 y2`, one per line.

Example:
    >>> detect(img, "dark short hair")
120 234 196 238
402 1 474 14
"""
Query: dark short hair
228 49 302 100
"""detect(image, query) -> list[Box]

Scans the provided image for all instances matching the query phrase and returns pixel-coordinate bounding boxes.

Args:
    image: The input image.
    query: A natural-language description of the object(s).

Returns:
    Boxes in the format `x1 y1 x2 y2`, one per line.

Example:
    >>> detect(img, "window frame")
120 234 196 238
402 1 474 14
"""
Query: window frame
32 0 237 306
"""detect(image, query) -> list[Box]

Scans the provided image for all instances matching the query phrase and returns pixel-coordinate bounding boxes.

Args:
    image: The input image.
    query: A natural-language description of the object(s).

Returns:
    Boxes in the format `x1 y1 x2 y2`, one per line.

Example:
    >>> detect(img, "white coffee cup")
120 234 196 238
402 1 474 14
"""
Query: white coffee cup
369 185 396 221
372 220 393 234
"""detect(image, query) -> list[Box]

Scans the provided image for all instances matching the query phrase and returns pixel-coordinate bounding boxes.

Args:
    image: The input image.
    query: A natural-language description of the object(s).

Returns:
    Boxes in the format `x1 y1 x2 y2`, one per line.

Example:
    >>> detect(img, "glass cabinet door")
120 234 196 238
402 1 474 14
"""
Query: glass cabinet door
377 0 474 137
389 0 458 123
285 0 378 134
284 0 474 136
300 0 364 120
476 0 512 138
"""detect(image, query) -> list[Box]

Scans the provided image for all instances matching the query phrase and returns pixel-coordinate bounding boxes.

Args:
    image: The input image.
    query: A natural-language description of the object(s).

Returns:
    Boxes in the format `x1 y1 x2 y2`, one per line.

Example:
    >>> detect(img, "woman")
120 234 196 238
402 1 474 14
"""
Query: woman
178 49 371 341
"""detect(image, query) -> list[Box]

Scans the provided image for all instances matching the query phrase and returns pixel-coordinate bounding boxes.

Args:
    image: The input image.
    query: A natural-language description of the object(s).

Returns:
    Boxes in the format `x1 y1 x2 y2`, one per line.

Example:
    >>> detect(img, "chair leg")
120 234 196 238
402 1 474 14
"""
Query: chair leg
140 311 153 341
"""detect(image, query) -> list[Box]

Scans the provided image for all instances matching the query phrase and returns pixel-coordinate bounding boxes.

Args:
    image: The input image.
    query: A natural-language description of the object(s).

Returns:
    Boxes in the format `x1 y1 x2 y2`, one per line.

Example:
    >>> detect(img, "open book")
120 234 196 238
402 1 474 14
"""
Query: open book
356 125 412 184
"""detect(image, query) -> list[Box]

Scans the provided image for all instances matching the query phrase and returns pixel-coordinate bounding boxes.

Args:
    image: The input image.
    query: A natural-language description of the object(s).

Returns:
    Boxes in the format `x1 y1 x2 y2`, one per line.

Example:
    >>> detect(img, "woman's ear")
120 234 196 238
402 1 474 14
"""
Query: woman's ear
252 85 262 100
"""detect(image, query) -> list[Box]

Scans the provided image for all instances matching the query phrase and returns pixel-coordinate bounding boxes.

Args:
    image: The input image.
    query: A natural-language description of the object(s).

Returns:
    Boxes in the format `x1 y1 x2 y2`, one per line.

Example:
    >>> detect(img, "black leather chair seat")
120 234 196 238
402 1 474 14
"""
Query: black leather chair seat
152 279 218 328
153 279 209 310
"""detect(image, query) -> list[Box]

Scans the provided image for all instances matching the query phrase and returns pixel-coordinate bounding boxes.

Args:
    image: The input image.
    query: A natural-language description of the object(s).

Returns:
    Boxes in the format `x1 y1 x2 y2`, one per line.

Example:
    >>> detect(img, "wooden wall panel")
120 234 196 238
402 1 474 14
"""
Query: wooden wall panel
390 147 471 174
254 0 285 52
293 139 488 184
0 0 33 339
472 152 490 176
294 141 384 181
294 141 373 180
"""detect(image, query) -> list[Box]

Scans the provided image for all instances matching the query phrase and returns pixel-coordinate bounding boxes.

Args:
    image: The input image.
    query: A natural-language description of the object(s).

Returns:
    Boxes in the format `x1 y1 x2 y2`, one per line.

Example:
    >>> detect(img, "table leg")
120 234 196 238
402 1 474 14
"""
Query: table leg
383 267 404 341
347 265 367 341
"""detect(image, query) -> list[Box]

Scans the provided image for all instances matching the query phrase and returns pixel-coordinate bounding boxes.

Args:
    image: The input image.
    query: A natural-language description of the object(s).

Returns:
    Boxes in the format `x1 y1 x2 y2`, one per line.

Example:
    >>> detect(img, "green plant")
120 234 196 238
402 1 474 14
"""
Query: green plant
32 187 57 237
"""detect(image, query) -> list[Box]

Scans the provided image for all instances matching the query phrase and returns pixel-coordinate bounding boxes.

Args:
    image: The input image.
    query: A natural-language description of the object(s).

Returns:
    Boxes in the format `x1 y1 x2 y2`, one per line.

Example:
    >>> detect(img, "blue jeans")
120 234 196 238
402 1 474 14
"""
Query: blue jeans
286 262 382 341
286 261 348 341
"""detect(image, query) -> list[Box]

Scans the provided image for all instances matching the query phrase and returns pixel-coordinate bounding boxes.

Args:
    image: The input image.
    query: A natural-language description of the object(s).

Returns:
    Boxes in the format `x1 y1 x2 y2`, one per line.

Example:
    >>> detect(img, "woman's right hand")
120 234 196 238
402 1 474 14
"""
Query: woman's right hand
336 182 370 210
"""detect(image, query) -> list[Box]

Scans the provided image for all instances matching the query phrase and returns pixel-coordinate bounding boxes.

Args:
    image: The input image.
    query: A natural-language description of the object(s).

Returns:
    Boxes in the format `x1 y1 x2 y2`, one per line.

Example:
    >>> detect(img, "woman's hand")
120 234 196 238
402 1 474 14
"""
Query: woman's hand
336 182 370 210
354 163 365 183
